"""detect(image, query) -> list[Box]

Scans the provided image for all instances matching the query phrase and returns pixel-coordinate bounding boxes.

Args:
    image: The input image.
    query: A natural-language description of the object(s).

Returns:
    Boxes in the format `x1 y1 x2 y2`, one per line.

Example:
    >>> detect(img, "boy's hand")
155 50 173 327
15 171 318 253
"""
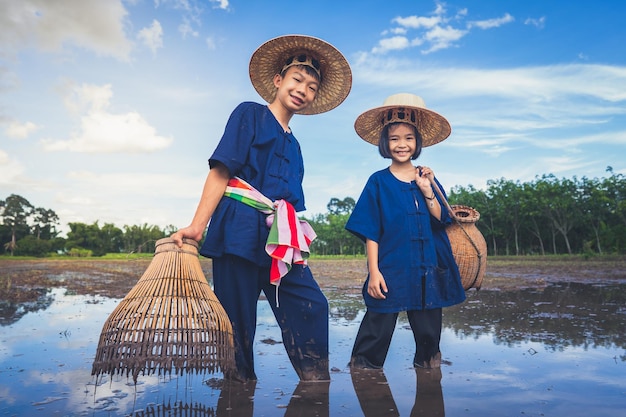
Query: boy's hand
171 226 204 248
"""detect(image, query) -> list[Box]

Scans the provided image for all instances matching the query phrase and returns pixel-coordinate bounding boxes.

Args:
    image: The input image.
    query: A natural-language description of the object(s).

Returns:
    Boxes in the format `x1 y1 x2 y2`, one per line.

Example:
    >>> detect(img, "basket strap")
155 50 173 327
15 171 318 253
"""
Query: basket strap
428 177 484 288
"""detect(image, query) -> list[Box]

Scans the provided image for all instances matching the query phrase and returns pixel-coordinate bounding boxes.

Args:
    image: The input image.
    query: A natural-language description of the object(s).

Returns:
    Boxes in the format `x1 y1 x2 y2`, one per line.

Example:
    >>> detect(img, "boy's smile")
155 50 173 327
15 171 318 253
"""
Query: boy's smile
273 66 319 114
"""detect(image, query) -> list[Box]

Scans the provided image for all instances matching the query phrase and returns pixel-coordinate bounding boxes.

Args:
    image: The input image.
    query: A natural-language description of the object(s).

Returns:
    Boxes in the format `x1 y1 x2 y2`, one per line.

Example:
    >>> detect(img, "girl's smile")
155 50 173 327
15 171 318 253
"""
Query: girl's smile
388 124 417 163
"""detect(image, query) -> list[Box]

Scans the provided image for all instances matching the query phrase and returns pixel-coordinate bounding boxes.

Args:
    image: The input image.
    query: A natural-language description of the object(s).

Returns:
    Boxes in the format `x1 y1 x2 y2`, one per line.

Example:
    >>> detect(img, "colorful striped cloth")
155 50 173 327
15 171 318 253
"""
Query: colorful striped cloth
224 177 316 288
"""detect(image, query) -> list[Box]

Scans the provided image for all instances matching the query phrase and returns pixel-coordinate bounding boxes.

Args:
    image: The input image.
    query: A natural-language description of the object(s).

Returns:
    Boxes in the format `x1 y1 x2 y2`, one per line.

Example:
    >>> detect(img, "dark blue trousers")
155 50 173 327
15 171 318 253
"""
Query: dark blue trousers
213 254 329 381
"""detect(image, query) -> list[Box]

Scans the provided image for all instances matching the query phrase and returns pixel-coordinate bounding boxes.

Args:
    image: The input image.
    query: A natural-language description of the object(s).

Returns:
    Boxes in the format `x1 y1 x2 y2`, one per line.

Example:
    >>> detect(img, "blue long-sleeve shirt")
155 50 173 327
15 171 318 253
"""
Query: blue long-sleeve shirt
345 168 466 312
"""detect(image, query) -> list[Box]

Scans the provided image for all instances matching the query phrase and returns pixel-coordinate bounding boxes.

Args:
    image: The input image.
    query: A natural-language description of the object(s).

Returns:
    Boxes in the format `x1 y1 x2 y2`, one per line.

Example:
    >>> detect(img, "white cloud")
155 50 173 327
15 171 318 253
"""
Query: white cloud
210 0 229 10
525 16 546 29
40 83 172 153
352 58 626 158
0 149 25 185
138 20 164 55
371 4 514 55
372 36 411 54
206 37 217 50
393 15 442 29
0 0 132 61
422 25 467 54
179 18 200 38
4 121 38 139
469 13 515 30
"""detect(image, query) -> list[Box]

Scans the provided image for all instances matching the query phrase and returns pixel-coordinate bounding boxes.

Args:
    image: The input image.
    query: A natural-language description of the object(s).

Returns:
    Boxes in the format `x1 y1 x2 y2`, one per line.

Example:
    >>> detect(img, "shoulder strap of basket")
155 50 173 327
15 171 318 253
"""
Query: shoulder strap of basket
428 177 485 288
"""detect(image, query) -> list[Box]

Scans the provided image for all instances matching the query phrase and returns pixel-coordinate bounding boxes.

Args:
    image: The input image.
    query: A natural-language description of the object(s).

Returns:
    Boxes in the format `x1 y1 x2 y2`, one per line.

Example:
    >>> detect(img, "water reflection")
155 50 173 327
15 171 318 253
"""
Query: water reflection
130 401 217 417
350 367 445 417
126 380 330 417
1 282 625 416
351 369 399 416
444 282 626 350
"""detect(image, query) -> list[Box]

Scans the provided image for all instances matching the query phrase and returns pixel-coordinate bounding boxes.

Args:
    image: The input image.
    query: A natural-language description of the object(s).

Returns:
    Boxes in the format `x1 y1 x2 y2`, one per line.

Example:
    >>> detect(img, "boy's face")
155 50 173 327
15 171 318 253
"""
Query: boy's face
272 66 319 114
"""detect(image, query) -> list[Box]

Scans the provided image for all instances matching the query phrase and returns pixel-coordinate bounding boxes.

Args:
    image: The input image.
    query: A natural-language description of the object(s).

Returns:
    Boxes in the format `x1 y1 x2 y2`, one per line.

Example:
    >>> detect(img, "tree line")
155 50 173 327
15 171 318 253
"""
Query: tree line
303 167 626 257
0 194 176 257
2 167 625 257
445 167 626 256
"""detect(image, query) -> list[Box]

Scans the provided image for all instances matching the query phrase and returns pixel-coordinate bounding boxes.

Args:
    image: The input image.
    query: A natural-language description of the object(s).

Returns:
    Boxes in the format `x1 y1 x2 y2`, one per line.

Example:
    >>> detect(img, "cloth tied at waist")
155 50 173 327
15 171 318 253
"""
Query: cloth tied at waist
224 177 316 287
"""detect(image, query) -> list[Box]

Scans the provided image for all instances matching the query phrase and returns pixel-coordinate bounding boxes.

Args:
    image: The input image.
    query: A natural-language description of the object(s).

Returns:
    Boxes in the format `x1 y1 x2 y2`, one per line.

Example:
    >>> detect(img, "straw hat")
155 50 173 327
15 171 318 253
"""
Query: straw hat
249 34 352 115
354 93 451 147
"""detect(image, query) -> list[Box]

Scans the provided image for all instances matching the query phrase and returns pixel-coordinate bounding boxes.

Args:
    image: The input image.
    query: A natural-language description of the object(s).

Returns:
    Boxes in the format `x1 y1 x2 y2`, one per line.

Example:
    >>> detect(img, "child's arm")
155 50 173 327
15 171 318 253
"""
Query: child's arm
171 162 230 247
366 239 388 299
415 166 442 220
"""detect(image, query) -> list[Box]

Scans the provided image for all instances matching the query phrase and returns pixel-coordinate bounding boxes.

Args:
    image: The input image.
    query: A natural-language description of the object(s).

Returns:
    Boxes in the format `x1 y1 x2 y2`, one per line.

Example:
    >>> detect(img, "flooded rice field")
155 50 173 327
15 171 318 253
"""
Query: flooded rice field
0 257 625 416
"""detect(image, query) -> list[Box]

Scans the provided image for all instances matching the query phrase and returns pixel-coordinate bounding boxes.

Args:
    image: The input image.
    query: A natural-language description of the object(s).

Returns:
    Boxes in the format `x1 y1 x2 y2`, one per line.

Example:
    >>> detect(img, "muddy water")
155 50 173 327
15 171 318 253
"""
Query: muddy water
1 282 625 416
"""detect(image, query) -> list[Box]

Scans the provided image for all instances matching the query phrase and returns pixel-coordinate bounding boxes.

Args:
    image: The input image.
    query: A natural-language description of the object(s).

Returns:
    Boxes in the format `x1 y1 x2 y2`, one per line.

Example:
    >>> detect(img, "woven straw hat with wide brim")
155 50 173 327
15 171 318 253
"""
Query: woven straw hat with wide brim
354 93 451 147
249 34 352 115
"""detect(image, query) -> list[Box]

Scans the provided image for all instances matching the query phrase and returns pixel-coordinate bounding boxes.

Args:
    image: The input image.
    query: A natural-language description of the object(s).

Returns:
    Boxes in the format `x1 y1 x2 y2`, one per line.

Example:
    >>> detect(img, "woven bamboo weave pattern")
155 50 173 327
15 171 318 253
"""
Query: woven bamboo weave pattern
445 205 487 290
92 238 235 382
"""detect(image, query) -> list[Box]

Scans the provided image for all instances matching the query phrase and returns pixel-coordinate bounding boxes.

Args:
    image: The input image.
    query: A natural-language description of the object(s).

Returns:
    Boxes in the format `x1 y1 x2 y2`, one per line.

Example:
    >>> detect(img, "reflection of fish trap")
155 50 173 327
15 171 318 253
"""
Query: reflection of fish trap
130 401 215 417
445 205 487 290
91 238 235 382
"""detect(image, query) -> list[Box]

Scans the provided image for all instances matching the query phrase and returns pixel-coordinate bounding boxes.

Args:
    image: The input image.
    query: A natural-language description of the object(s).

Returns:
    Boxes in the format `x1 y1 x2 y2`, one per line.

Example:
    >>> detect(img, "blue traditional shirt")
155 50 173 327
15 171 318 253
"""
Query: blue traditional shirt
345 168 466 312
200 102 305 266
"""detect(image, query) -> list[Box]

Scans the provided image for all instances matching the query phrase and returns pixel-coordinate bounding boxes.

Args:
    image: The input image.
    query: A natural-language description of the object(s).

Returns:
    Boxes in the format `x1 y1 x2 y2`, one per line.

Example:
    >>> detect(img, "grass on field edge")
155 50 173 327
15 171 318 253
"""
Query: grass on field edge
1 253 625 264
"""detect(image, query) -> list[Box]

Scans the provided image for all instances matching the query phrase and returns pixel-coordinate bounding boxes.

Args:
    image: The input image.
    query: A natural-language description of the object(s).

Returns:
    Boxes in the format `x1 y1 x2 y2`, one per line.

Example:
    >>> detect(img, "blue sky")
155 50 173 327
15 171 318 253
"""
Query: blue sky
1 0 625 236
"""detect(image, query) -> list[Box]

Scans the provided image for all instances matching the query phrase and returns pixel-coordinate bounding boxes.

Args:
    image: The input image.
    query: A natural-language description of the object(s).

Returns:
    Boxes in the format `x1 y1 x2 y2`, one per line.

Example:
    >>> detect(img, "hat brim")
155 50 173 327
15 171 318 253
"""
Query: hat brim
354 105 451 147
249 35 352 115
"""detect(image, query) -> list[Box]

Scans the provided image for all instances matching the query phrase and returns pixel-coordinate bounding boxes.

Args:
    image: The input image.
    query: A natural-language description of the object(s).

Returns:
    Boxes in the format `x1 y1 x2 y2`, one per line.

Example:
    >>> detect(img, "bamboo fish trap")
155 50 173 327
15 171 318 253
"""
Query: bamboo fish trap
92 238 235 382
430 179 487 290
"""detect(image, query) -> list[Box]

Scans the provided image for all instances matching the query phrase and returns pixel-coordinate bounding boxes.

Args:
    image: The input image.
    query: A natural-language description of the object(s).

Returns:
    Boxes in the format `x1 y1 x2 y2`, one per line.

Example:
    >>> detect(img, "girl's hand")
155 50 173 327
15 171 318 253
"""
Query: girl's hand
416 165 435 194
417 165 435 180
367 269 388 299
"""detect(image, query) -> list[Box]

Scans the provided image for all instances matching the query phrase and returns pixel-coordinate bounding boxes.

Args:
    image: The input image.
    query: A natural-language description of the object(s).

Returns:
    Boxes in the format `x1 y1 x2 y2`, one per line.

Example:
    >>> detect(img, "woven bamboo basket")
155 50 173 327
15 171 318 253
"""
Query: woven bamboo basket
91 238 235 382
445 205 487 290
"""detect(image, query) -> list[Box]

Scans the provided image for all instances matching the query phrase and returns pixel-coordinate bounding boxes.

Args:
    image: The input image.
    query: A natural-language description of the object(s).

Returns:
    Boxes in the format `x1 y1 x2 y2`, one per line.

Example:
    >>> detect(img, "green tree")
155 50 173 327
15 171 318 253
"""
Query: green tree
523 182 550 255
14 235 51 257
1 194 34 255
486 178 526 255
66 222 108 256
304 197 362 256
579 176 610 254
31 207 60 240
123 223 168 254
327 197 355 215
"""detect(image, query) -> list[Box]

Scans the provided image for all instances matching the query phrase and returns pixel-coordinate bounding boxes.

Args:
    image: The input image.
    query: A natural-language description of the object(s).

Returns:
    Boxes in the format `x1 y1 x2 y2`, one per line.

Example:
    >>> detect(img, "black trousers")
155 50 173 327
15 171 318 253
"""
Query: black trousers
350 308 442 368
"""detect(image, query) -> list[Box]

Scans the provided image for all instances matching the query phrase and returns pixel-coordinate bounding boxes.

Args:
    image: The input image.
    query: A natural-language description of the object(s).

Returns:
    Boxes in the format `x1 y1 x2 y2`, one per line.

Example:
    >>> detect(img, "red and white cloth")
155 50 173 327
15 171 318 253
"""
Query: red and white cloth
224 177 316 289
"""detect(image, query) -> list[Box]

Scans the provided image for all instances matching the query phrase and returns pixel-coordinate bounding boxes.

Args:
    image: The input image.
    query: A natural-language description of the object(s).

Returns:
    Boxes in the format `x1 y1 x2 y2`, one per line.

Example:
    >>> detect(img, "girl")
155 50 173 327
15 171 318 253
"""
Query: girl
346 93 465 370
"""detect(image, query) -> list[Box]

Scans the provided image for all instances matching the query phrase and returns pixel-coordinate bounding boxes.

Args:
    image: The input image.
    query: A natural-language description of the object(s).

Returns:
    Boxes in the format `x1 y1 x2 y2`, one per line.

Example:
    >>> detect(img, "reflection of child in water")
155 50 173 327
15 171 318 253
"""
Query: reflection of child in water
346 93 466 370
351 368 444 417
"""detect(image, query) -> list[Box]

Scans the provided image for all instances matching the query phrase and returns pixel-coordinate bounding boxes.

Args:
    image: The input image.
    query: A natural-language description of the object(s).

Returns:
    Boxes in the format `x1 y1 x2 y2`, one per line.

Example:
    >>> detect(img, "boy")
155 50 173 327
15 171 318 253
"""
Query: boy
172 35 352 382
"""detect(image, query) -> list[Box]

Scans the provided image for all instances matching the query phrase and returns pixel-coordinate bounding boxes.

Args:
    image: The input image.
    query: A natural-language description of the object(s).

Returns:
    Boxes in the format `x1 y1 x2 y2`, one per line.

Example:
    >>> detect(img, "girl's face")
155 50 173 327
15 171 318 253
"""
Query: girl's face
387 123 417 164
272 66 319 114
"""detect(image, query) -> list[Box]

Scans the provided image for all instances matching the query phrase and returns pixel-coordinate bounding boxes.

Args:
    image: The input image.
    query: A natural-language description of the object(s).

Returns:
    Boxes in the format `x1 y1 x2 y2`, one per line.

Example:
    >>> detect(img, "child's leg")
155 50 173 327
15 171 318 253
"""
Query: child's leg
350 310 398 369
407 308 442 368
213 255 263 381
263 264 330 381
